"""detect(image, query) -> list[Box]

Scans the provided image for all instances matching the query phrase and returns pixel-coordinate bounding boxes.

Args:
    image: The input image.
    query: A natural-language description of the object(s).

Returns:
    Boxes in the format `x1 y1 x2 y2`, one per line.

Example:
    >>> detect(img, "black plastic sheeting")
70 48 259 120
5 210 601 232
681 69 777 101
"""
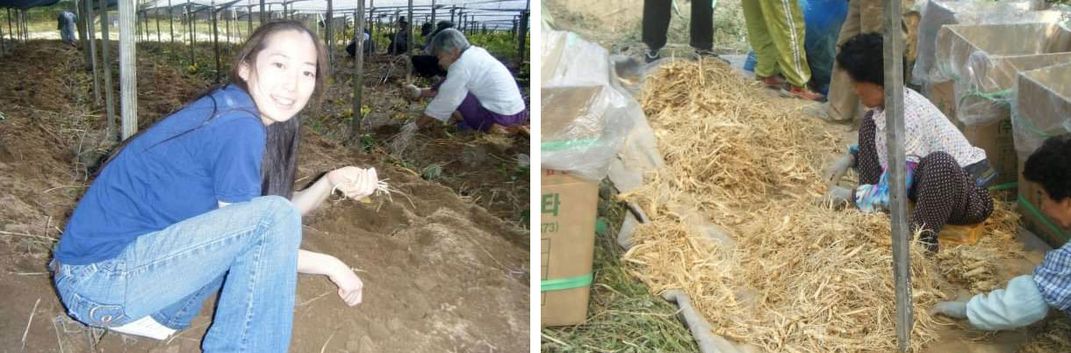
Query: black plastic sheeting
0 0 60 10
0 0 119 10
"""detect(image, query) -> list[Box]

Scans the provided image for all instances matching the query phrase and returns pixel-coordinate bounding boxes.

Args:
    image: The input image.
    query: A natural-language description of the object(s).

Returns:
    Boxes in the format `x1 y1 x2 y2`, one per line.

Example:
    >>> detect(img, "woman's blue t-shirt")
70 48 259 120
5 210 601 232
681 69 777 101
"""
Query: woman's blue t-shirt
54 85 267 265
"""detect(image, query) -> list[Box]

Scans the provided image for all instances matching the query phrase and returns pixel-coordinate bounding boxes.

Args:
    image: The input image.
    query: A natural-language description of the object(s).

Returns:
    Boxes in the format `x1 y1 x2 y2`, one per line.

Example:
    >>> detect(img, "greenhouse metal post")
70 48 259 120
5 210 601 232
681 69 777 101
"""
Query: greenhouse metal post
120 0 138 140
100 0 117 138
350 0 365 144
406 0 412 55
326 0 333 72
212 1 221 83
883 0 911 351
169 0 175 45
186 0 194 64
517 9 526 63
85 0 101 104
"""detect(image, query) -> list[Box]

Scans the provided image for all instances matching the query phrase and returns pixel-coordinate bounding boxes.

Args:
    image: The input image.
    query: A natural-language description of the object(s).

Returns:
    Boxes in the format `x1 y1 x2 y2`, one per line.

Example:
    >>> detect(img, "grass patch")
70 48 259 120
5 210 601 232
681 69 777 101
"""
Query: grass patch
541 183 698 353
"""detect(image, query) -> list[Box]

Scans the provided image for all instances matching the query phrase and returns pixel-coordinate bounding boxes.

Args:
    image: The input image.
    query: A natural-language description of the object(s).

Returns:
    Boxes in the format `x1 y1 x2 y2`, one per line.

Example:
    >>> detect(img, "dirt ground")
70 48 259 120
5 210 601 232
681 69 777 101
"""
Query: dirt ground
0 40 528 352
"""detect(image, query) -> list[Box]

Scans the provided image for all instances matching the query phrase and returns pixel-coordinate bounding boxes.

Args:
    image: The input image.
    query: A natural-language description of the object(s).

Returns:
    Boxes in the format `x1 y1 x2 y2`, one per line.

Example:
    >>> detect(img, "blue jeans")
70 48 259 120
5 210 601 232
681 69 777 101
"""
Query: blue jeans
51 196 302 353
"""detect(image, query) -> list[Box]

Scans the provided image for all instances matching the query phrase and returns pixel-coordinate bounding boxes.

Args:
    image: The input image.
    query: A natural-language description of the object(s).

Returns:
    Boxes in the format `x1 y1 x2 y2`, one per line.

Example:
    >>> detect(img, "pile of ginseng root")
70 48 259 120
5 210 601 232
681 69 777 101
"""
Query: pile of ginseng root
620 59 1023 353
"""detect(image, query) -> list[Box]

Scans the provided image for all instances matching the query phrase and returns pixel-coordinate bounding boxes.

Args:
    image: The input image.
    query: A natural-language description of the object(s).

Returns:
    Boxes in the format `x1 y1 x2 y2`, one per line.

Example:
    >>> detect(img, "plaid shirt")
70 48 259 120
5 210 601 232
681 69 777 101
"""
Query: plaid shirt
1034 243 1071 312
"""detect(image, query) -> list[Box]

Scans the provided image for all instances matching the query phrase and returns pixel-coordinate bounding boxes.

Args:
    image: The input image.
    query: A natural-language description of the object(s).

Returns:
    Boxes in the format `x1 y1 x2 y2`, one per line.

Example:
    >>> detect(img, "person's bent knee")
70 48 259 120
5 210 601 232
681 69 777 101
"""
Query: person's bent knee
251 196 302 245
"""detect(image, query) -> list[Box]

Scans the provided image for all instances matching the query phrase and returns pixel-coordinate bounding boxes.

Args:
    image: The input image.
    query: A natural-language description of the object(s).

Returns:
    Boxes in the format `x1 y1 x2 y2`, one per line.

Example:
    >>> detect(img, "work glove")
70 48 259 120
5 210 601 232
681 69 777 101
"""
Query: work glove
817 185 854 209
823 153 855 189
934 300 968 319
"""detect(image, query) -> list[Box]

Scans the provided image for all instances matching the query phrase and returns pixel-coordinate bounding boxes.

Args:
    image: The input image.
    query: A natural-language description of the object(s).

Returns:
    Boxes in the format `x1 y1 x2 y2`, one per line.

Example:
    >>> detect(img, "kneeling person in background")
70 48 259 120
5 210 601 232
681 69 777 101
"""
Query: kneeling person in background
411 29 528 134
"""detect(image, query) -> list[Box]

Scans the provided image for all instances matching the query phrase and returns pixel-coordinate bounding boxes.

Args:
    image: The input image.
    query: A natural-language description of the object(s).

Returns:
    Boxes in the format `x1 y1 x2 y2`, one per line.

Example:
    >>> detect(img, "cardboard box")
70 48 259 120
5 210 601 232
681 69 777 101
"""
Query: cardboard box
541 169 599 327
961 118 1018 189
927 80 959 126
930 23 1071 187
1014 64 1071 248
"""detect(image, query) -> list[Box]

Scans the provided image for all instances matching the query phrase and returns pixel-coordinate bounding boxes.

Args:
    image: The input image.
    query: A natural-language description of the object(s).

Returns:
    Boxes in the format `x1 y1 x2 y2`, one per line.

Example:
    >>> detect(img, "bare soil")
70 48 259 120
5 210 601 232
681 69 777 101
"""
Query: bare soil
0 40 528 353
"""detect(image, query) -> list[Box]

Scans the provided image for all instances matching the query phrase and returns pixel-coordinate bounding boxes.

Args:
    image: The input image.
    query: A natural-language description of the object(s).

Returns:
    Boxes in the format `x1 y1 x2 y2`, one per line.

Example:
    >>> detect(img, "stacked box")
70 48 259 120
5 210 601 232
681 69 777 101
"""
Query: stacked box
931 23 1071 187
540 169 599 327
1014 63 1071 247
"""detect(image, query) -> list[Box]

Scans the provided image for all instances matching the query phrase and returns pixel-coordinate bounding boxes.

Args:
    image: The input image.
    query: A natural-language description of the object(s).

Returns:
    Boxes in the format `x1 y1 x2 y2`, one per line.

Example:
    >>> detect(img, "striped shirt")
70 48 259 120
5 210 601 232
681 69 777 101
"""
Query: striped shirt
870 88 987 169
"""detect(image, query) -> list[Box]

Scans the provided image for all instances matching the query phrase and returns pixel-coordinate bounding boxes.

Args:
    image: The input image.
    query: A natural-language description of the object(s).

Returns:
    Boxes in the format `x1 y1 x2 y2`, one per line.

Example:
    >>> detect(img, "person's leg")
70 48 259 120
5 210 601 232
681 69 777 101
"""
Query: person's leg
909 152 994 251
53 196 302 353
689 0 713 51
151 274 225 329
454 93 494 131
642 0 671 54
827 0 863 122
756 0 811 89
854 112 882 185
741 0 779 79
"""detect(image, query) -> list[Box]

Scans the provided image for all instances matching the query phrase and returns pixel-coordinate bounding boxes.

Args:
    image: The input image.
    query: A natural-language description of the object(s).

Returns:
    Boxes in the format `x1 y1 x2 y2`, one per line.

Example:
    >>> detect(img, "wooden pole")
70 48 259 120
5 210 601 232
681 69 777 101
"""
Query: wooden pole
225 8 231 46
156 9 162 42
349 0 365 144
882 0 911 351
119 0 138 140
211 1 220 83
100 0 117 138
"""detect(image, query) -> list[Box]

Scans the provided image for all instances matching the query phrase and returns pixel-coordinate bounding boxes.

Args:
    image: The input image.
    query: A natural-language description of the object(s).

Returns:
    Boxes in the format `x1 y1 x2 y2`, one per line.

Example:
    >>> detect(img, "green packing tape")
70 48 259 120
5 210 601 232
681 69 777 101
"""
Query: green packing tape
1017 194 1071 243
988 182 1018 192
540 138 600 152
541 273 594 292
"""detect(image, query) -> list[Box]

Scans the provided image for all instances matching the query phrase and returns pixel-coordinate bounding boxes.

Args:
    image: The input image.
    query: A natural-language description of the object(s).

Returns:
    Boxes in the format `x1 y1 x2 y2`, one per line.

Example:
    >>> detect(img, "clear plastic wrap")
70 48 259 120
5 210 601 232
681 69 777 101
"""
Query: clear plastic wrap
913 0 1057 86
1011 63 1071 161
934 22 1071 126
541 29 659 182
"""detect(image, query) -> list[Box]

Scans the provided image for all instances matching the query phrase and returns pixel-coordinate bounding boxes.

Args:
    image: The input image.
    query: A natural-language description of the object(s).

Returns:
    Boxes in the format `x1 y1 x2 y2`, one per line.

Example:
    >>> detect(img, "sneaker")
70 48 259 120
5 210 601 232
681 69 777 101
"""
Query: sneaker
787 85 826 102
644 49 661 63
756 74 786 90
694 49 730 64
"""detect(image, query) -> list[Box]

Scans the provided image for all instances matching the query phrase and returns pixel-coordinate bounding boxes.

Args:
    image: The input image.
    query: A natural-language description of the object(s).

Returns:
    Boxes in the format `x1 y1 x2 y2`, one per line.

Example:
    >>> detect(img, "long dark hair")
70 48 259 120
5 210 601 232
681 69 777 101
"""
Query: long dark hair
94 20 328 199
231 20 329 197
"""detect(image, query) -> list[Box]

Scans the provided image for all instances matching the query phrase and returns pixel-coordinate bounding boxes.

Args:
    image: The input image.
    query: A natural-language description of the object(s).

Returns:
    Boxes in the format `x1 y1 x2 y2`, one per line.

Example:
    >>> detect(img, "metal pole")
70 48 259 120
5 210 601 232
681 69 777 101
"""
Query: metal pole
406 0 412 55
350 0 365 144
186 0 193 65
326 0 334 71
6 9 12 44
430 0 435 27
0 9 5 54
367 4 374 48
212 1 220 83
169 0 174 44
883 0 911 351
449 7 454 24
517 10 527 64
119 0 138 140
247 5 252 35
156 9 161 42
84 0 101 104
100 0 116 138
75 0 89 51
225 8 231 46
259 0 265 24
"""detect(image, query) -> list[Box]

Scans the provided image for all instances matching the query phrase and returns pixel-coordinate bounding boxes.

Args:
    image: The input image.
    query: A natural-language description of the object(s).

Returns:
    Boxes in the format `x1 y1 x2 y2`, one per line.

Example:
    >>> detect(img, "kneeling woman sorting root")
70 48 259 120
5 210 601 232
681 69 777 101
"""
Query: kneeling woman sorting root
49 21 376 352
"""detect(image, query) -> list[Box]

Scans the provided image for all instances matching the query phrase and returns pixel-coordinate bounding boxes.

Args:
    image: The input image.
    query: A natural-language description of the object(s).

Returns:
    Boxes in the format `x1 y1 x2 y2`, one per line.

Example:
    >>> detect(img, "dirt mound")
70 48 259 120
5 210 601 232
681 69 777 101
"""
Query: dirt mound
0 40 528 353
